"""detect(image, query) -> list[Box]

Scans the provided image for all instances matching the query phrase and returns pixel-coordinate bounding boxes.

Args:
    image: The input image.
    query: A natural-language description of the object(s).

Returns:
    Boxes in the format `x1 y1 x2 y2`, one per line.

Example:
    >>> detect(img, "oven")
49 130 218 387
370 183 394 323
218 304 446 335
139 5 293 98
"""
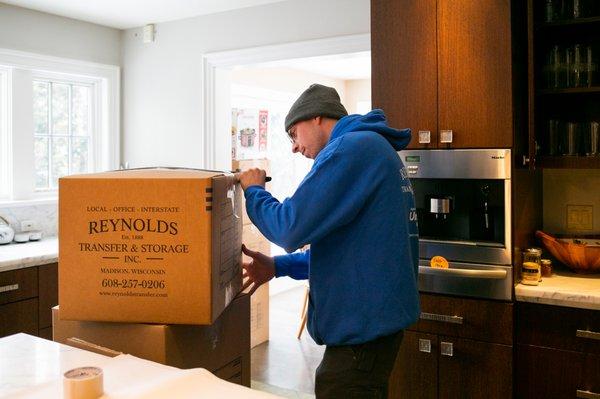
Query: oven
400 149 512 301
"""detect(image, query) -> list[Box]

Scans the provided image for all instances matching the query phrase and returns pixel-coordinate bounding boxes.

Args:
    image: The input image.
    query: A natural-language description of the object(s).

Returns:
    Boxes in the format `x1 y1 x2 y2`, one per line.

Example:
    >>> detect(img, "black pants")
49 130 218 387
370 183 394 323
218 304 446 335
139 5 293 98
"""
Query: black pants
314 330 404 399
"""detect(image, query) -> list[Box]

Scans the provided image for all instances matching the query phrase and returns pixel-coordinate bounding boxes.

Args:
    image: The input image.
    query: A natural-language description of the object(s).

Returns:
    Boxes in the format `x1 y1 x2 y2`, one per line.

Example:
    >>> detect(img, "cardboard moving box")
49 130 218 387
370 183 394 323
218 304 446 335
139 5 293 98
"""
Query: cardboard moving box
232 159 270 226
59 169 243 325
53 294 251 386
242 223 271 348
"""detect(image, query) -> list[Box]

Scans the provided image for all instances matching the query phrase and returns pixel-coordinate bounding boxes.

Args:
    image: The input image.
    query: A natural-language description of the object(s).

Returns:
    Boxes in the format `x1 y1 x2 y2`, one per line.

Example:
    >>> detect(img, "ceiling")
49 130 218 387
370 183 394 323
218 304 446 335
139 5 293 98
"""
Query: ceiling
2 0 288 29
246 51 372 80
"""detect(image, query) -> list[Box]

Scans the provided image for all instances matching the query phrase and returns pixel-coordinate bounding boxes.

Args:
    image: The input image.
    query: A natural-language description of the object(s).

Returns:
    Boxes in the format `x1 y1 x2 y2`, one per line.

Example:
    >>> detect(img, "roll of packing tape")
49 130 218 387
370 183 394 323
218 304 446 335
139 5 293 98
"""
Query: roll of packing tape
63 367 103 399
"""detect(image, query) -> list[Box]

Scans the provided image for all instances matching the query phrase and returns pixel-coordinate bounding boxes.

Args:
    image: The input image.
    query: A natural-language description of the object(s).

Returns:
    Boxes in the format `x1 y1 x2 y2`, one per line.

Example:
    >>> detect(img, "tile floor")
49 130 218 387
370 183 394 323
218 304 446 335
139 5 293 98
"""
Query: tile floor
251 285 324 398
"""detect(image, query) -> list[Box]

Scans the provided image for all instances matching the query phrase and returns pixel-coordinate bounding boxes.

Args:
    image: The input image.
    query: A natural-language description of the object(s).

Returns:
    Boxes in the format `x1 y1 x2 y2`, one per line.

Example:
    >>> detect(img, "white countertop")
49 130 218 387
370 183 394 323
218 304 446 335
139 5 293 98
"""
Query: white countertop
515 267 600 310
0 236 58 273
0 333 281 399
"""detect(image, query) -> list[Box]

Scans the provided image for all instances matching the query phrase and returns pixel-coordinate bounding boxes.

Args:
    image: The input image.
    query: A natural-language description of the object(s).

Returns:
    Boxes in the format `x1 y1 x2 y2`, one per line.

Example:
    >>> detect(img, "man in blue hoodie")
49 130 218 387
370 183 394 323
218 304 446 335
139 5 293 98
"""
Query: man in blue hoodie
238 84 420 398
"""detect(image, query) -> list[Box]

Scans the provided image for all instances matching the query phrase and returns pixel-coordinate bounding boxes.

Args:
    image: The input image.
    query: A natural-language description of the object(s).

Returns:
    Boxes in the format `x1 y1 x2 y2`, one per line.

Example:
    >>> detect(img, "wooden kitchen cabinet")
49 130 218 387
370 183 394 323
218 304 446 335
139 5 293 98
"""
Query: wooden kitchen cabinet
372 0 514 149
389 331 438 399
515 302 600 398
526 0 600 169
38 263 58 338
388 293 513 399
0 262 59 340
438 336 512 399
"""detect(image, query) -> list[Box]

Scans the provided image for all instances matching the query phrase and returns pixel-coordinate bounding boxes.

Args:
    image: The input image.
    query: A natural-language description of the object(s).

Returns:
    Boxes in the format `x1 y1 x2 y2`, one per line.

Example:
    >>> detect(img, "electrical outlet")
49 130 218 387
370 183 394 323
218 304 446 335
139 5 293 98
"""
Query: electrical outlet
21 220 36 232
566 205 593 231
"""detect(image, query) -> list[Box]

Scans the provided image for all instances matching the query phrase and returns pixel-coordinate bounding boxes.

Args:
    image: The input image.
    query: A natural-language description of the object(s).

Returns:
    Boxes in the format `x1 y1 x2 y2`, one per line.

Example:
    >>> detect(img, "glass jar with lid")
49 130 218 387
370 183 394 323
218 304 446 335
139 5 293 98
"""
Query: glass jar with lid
523 248 543 281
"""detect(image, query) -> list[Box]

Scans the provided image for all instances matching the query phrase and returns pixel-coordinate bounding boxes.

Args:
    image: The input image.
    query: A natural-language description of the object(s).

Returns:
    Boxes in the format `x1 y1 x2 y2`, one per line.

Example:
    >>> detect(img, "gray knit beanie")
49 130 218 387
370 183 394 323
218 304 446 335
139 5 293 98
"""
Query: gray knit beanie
284 84 348 132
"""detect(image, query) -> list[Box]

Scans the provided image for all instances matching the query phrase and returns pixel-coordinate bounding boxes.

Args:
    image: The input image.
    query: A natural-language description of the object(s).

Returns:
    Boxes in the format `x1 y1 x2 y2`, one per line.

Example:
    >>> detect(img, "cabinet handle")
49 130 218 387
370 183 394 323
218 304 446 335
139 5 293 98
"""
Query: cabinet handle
522 155 530 166
0 283 19 294
440 341 453 357
419 265 507 279
418 130 431 144
419 339 431 353
577 390 600 399
440 130 453 144
576 329 600 341
420 312 464 324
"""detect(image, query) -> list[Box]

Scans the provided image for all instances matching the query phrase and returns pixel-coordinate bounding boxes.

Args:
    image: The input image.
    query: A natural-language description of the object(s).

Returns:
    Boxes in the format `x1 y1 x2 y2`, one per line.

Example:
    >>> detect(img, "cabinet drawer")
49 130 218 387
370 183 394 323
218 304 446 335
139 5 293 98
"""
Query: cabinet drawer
583 353 600 397
409 294 513 345
0 298 39 338
0 267 38 305
515 344 584 399
516 303 600 354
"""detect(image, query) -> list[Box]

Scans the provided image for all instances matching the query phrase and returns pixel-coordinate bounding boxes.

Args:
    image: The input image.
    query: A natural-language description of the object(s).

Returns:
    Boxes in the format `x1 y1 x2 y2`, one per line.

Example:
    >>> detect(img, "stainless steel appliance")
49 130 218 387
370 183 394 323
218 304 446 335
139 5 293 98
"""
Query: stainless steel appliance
400 149 512 300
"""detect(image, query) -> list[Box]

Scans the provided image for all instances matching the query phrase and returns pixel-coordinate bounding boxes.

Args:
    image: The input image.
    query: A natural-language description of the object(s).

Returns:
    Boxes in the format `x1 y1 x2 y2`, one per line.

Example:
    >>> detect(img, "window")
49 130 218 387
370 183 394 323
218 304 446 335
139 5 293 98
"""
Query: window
0 48 119 203
0 69 8 200
33 80 94 191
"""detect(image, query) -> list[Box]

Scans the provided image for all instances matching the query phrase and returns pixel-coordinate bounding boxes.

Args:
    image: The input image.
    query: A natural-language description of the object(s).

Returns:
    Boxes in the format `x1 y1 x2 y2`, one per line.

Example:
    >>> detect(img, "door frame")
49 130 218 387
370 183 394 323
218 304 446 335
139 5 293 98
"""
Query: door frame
201 33 370 169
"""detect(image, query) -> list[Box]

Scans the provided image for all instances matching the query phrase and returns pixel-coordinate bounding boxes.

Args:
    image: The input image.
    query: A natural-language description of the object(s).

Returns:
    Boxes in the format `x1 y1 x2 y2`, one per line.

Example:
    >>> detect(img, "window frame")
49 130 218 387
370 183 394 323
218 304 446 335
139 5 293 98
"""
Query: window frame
0 48 120 203
31 74 99 193
0 67 9 200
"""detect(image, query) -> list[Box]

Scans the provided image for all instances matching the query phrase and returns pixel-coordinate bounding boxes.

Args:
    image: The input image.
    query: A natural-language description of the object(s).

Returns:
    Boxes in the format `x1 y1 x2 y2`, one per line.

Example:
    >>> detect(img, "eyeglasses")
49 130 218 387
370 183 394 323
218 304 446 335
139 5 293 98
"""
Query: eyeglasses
287 126 297 144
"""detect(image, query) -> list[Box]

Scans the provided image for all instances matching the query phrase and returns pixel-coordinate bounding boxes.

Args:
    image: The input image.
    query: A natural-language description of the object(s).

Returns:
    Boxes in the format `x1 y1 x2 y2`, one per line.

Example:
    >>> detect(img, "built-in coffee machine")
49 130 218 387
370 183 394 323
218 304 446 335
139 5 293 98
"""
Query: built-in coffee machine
400 149 512 300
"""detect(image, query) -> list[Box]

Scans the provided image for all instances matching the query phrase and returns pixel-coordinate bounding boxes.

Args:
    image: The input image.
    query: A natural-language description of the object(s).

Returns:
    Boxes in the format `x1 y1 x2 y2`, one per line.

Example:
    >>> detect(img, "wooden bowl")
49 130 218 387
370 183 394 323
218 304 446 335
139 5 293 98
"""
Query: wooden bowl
536 231 600 273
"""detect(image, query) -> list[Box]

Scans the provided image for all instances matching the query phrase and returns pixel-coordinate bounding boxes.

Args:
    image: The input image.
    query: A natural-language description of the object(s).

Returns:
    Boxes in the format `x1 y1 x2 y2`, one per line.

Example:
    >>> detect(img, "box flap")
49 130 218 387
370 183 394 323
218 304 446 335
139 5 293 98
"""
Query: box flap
61 168 229 180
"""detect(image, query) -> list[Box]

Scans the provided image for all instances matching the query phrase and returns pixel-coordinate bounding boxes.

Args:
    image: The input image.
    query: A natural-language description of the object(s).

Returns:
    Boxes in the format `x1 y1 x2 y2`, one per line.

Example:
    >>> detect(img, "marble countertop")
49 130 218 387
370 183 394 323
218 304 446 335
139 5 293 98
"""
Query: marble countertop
515 267 600 310
0 236 58 273
0 333 281 398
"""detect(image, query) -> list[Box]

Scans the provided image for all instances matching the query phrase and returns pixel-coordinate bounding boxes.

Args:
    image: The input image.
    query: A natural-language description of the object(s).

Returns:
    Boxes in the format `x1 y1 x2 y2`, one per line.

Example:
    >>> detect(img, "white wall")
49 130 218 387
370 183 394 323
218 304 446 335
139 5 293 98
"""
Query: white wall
0 3 121 65
543 169 600 235
231 67 347 102
344 79 371 114
121 0 370 168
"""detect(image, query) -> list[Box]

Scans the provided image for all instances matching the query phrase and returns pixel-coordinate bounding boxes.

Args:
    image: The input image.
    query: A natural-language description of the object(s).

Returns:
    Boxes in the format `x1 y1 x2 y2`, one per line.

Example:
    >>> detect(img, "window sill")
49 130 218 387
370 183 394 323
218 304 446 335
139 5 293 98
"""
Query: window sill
0 197 58 207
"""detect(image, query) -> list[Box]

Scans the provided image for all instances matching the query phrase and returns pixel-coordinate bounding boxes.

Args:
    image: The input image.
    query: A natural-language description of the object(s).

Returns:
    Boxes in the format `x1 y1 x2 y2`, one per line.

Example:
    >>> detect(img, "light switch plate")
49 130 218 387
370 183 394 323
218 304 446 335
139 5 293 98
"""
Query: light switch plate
566 205 593 231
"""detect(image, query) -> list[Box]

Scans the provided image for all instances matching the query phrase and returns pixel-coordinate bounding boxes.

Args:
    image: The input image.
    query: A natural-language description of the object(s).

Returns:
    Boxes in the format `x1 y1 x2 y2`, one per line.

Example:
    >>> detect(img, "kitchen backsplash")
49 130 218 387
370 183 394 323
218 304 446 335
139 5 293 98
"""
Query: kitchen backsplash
0 202 58 238
543 169 600 236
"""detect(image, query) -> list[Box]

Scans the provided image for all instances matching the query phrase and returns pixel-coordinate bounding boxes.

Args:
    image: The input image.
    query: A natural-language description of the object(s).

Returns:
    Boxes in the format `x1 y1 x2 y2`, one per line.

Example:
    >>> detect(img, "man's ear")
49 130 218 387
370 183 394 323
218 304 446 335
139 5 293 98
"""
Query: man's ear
314 116 322 125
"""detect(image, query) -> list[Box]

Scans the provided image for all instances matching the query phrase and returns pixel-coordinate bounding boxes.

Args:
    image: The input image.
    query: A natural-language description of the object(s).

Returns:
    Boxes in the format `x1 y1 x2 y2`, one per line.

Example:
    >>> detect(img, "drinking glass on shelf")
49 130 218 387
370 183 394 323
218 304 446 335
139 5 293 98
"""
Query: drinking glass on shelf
548 119 561 155
545 46 562 89
545 0 558 22
569 44 589 88
584 121 600 156
564 122 581 155
588 44 598 87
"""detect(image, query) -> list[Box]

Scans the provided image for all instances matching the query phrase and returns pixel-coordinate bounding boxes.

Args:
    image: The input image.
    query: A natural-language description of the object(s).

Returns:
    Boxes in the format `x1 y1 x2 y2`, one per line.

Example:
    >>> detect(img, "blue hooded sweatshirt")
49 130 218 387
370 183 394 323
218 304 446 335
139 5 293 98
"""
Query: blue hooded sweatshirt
244 109 420 346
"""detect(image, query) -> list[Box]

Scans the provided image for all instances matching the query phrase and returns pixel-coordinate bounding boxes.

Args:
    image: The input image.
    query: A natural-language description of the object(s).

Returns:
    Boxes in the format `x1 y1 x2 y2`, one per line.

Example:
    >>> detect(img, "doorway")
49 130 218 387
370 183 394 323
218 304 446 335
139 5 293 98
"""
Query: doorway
204 35 371 397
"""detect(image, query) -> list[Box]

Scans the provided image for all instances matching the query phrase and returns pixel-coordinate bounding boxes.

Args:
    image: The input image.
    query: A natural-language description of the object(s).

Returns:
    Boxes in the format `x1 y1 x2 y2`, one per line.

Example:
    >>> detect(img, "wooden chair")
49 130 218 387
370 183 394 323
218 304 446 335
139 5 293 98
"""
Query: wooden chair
296 284 309 339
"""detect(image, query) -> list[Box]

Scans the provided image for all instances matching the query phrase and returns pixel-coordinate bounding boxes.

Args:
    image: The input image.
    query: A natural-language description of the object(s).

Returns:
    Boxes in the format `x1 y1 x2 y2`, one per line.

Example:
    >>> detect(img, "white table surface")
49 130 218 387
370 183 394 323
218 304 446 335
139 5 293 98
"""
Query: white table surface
0 333 281 399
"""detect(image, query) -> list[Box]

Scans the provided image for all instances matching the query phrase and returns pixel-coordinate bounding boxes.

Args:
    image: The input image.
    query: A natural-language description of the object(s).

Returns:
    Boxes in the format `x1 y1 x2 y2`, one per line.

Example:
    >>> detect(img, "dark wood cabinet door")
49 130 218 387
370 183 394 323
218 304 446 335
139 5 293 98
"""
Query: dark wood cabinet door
38 263 58 330
515 344 585 399
388 331 437 399
438 336 512 399
0 298 39 338
437 0 513 148
371 0 438 149
582 353 600 398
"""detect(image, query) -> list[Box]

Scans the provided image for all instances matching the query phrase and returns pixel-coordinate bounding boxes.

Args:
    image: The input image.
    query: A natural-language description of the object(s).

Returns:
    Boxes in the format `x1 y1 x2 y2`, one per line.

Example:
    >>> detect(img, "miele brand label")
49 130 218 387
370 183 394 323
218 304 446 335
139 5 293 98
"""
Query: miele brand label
491 155 505 159
77 205 188 300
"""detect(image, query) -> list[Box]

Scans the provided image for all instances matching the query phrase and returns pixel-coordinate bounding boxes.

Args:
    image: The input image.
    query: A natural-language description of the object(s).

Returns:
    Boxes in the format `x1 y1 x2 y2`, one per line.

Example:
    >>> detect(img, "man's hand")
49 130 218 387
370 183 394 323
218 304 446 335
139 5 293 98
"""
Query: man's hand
238 168 267 191
241 244 275 295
